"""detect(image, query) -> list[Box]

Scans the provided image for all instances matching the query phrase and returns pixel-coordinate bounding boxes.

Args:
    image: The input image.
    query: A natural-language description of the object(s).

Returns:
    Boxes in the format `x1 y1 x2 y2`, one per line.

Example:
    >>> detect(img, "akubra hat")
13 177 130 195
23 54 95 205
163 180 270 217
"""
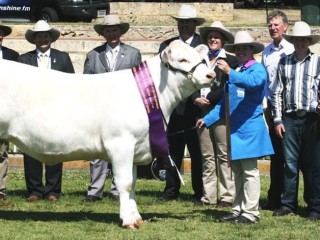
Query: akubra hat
0 21 12 37
25 20 60 44
199 21 234 44
94 14 130 36
224 31 265 54
171 4 206 26
283 21 320 46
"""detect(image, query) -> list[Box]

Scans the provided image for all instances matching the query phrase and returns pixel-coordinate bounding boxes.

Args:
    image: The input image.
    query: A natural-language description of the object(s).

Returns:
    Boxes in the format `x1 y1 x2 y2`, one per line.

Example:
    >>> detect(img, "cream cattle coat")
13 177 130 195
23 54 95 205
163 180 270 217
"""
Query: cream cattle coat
0 40 215 229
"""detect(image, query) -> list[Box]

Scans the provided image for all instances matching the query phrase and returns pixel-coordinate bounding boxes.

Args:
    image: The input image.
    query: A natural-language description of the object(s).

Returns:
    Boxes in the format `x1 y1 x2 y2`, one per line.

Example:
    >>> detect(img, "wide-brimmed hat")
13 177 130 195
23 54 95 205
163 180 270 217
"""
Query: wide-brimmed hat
0 21 12 37
283 21 320 46
25 20 60 44
224 31 265 54
94 14 130 36
199 21 234 44
171 4 206 26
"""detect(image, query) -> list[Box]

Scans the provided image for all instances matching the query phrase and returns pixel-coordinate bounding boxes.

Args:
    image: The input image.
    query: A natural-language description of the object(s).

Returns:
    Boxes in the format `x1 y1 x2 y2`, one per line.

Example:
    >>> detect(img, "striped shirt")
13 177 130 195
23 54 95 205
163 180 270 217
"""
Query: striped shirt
270 51 320 123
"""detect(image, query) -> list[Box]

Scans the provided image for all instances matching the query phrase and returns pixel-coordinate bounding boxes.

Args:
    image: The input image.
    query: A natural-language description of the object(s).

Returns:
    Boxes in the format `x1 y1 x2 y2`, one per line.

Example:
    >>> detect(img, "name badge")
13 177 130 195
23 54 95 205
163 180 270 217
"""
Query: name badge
237 88 245 98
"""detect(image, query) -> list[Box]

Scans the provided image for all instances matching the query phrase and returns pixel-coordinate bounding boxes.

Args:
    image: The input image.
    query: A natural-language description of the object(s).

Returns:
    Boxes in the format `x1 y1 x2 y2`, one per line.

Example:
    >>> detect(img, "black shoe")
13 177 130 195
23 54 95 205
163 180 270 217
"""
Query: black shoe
82 195 102 202
193 200 212 206
232 216 257 224
272 206 294 216
157 195 177 202
216 201 232 208
110 194 120 201
261 202 281 211
307 216 319 221
219 213 239 222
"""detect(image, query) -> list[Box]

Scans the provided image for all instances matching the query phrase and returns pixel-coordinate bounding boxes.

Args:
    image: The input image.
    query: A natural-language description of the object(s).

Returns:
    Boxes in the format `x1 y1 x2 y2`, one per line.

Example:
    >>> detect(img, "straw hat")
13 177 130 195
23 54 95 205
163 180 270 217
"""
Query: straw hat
224 31 264 54
171 4 206 26
283 21 320 46
94 15 130 36
0 21 12 37
25 20 60 44
199 21 234 44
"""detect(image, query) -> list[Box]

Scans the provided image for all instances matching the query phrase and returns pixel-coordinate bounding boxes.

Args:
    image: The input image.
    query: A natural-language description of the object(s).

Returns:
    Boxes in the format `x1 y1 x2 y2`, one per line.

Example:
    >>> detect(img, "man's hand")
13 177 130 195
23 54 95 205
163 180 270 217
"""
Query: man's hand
194 97 210 108
274 124 285 139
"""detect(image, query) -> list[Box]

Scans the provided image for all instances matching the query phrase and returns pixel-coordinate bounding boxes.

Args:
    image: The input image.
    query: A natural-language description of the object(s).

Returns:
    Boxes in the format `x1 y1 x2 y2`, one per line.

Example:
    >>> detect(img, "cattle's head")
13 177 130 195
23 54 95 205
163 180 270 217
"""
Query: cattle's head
160 40 215 90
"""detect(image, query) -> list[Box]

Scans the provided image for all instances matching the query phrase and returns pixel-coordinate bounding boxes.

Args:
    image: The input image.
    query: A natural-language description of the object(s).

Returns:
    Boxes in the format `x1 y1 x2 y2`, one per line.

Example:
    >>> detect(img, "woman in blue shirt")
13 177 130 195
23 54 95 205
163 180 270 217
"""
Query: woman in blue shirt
197 31 274 224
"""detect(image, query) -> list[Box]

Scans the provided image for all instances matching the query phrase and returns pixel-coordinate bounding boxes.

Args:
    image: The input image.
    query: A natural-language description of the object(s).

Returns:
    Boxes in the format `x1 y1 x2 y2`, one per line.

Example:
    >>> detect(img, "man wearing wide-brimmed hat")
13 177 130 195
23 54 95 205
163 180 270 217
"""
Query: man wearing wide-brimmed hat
197 30 274 223
83 14 141 202
157 4 205 202
18 20 75 202
271 21 320 220
0 21 19 201
191 21 237 207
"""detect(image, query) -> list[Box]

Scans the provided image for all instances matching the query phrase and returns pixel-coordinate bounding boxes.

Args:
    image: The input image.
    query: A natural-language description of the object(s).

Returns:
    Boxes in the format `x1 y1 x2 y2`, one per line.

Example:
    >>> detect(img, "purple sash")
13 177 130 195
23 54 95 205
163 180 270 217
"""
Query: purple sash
132 61 169 159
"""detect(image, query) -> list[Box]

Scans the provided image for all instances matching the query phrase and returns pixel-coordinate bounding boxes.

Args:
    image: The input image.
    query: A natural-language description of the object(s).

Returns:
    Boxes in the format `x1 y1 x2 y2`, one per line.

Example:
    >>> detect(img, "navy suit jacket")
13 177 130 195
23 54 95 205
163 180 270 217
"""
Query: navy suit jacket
2 46 19 61
158 34 202 54
18 48 75 73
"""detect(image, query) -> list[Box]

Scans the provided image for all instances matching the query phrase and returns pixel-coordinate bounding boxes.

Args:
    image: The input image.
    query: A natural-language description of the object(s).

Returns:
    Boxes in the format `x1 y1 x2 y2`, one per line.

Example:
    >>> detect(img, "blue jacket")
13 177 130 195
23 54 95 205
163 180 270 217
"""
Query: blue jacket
203 62 274 160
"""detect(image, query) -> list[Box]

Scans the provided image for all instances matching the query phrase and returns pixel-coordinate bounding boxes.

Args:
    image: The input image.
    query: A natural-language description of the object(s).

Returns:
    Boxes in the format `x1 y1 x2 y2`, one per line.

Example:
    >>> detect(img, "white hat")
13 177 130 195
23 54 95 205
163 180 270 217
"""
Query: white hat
0 21 12 37
171 5 206 26
283 21 320 46
94 14 130 36
224 31 265 54
25 20 60 44
199 21 234 44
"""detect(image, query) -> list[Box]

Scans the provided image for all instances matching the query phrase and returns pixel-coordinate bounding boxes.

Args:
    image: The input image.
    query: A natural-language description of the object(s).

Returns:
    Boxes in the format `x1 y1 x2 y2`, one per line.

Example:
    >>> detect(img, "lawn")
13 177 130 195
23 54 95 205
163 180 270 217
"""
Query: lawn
0 168 319 240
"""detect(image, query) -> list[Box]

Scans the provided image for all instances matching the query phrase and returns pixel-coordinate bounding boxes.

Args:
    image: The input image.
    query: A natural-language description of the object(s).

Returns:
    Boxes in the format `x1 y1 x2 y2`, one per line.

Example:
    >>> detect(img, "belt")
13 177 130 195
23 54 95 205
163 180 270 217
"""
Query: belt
295 110 306 117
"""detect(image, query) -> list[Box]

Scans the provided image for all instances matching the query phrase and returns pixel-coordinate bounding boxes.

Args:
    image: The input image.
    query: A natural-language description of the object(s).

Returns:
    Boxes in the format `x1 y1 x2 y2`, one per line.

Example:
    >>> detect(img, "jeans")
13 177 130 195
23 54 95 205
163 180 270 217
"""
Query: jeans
281 112 317 211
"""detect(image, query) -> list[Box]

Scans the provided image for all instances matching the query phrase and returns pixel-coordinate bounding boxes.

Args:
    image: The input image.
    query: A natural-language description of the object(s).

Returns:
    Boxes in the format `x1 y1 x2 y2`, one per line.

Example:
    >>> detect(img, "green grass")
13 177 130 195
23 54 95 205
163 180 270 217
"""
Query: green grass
0 168 319 240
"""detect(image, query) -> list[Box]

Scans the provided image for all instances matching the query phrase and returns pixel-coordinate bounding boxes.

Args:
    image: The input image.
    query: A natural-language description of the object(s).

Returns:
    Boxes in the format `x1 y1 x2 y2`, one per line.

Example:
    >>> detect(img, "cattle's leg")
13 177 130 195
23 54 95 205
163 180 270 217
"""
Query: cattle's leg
110 147 142 229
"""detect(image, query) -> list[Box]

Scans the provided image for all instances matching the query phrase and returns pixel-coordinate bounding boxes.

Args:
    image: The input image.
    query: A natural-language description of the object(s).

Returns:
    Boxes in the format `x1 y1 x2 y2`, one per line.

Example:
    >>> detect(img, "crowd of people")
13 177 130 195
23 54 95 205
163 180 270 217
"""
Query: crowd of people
0 3 319 224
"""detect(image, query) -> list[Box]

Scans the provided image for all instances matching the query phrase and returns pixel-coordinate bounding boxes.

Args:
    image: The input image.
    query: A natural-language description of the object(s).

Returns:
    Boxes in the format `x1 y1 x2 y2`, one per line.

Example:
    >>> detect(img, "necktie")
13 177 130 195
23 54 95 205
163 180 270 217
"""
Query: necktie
39 54 48 69
107 49 118 71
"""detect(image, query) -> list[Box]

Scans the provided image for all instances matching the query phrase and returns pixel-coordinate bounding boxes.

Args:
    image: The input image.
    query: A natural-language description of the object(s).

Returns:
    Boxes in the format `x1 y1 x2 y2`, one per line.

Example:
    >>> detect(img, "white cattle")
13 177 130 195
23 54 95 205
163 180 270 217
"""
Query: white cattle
0 40 215 229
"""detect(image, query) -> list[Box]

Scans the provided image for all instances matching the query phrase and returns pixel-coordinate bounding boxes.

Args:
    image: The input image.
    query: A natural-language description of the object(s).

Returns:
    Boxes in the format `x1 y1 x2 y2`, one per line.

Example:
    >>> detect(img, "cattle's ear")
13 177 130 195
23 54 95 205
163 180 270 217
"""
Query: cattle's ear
161 47 170 64
195 44 209 59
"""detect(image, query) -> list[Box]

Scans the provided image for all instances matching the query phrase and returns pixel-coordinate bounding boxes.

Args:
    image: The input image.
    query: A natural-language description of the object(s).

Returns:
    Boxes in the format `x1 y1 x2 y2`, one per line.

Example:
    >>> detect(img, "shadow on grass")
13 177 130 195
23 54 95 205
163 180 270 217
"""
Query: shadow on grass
0 210 120 224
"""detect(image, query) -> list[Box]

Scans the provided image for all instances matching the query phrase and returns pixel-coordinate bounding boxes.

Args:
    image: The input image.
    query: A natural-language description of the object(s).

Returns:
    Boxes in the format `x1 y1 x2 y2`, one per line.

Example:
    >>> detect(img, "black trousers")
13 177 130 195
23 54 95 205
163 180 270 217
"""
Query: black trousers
23 154 62 198
267 126 285 205
162 112 203 200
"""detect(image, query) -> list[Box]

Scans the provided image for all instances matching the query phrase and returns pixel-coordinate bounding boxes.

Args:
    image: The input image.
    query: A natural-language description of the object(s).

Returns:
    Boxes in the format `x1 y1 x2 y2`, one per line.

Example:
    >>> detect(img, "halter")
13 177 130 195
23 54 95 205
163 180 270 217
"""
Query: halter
159 53 206 87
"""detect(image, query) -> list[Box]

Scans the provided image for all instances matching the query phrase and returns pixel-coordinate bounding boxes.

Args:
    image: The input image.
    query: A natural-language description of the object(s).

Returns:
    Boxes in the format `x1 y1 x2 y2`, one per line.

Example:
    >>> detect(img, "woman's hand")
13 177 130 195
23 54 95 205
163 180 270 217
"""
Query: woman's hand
196 119 205 128
217 59 231 75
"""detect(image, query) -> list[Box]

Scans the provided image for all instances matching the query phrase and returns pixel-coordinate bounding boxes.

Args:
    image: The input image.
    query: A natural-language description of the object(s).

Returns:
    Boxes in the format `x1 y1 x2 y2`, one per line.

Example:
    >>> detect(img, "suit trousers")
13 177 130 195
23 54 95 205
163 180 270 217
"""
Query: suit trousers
87 159 119 198
23 154 62 198
198 119 235 204
0 140 9 192
163 113 203 199
0 158 8 192
231 158 260 221
309 124 320 218
266 125 284 205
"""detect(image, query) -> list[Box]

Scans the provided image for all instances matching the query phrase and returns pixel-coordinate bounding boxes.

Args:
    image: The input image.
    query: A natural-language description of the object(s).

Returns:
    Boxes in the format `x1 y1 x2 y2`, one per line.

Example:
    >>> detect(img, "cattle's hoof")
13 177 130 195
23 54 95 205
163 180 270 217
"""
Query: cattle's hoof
136 218 144 225
123 223 139 230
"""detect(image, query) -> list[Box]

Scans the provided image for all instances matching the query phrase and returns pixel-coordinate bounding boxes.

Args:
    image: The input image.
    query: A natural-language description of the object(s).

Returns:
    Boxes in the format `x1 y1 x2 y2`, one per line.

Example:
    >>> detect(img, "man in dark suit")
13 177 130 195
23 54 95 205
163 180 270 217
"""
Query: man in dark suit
157 5 205 201
82 14 141 202
18 20 75 202
0 21 19 201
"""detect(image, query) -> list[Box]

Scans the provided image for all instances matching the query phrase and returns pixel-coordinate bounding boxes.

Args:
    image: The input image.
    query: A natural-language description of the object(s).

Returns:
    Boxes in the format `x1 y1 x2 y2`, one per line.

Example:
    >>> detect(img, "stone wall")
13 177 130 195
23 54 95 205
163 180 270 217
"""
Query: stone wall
2 3 320 73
